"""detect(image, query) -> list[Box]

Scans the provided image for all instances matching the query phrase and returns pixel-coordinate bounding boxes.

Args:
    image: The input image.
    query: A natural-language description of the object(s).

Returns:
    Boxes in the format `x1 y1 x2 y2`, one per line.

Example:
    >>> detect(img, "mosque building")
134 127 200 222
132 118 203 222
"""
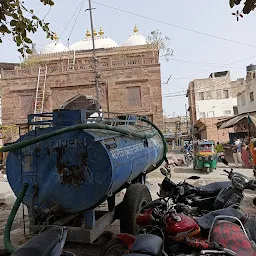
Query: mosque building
0 26 163 142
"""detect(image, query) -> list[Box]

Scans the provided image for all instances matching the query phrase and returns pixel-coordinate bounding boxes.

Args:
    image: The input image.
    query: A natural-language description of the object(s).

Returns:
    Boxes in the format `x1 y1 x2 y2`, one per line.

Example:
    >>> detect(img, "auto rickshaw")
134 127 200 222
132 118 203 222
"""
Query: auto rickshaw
193 140 217 173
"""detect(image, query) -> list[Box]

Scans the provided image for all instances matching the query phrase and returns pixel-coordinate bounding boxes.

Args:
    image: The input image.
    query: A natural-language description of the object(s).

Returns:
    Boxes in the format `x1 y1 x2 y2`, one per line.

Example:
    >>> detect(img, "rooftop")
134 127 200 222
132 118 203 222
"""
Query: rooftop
0 62 18 70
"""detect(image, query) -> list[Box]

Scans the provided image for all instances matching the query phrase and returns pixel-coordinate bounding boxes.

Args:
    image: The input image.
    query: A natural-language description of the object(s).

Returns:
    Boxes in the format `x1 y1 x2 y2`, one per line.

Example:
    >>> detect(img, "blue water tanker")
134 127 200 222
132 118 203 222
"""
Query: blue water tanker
4 109 166 244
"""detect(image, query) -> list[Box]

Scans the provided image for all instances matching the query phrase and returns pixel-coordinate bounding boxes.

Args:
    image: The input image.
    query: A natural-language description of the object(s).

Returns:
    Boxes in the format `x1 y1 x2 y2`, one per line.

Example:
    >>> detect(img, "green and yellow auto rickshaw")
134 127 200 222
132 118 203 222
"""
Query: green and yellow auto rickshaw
193 140 217 173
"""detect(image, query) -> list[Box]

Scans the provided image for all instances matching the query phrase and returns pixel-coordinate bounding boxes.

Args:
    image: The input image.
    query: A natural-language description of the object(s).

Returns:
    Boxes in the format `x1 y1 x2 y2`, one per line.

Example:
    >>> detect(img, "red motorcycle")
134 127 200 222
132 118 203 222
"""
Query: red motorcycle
100 197 256 256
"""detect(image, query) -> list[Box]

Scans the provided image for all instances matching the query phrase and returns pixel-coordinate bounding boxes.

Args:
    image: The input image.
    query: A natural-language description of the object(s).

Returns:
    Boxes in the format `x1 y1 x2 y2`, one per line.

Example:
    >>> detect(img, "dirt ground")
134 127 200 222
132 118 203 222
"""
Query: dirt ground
0 162 255 256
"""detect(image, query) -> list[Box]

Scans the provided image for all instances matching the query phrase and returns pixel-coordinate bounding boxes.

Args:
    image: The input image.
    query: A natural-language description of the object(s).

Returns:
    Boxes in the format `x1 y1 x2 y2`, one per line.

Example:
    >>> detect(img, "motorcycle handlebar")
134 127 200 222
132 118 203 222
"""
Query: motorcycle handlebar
246 180 256 190
223 169 230 175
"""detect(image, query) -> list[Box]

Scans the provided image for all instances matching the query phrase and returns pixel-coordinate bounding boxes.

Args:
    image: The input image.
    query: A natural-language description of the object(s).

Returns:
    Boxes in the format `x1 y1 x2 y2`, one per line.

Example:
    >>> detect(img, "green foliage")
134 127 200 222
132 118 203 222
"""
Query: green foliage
20 56 49 68
0 0 54 57
230 0 256 19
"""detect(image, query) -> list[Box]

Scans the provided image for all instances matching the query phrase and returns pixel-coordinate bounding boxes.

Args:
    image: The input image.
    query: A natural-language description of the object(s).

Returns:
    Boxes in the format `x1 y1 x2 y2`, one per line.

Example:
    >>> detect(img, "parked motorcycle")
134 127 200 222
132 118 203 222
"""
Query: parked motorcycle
101 201 256 256
120 227 255 256
11 226 75 256
217 152 226 162
159 159 256 215
184 151 193 167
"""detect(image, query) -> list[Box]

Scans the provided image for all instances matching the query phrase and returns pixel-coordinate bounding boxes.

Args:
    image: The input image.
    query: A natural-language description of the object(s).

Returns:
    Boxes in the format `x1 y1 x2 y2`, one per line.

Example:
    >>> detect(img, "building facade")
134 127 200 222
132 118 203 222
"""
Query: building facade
187 71 245 126
163 116 189 146
194 117 233 143
237 64 256 114
163 116 188 134
0 27 164 144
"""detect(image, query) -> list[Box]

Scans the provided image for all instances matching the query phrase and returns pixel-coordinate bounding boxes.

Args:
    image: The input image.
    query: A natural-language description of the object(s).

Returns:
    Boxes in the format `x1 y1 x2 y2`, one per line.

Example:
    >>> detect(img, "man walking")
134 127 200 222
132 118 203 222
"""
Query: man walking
232 138 243 168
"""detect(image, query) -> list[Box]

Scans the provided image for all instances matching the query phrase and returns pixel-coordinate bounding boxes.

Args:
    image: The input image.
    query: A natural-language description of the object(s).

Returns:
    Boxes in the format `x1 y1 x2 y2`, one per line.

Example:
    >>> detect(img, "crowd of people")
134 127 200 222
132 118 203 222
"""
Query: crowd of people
231 137 256 173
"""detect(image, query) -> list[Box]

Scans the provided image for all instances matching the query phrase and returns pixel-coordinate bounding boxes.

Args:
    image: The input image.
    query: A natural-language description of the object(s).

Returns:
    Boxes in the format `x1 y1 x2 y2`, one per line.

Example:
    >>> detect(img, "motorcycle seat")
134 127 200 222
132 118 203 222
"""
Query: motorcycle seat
123 254 151 256
12 227 63 256
210 221 255 256
131 234 163 256
195 208 245 231
196 181 230 196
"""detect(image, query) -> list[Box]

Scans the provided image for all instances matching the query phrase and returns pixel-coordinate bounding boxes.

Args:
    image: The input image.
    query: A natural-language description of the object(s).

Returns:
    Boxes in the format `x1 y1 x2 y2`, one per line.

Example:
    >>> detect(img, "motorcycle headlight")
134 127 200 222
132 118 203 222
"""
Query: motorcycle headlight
232 175 249 190
199 156 202 160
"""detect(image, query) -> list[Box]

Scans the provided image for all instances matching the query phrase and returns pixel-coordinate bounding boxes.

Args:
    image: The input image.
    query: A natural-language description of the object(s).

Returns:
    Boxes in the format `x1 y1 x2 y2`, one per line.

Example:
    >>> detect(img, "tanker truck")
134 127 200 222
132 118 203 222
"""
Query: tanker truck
2 109 167 253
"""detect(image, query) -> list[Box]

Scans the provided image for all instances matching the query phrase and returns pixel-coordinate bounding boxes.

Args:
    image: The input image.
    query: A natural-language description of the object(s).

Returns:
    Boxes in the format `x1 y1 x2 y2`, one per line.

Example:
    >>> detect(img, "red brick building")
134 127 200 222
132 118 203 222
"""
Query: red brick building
0 27 164 143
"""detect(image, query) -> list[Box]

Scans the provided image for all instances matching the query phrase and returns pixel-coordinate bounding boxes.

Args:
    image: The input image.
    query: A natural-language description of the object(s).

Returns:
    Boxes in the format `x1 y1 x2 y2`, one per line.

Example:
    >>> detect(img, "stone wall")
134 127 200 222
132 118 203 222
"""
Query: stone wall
187 72 246 127
1 45 163 142
197 117 233 143
237 78 256 114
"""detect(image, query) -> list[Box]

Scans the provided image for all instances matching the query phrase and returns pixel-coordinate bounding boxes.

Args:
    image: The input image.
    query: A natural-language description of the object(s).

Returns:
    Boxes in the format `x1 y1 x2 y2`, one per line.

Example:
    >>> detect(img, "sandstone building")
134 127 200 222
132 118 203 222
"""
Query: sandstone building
0 26 163 143
237 64 256 114
186 70 245 142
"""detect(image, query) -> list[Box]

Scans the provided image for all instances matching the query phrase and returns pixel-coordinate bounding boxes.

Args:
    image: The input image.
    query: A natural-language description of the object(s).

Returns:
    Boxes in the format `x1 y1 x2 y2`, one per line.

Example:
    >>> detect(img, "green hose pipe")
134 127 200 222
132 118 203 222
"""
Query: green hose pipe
141 118 168 172
4 183 29 254
0 123 158 153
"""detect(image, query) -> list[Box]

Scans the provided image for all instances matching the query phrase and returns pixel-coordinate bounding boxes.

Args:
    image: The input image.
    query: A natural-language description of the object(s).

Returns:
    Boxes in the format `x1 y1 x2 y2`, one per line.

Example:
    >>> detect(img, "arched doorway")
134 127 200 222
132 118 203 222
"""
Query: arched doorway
61 94 100 112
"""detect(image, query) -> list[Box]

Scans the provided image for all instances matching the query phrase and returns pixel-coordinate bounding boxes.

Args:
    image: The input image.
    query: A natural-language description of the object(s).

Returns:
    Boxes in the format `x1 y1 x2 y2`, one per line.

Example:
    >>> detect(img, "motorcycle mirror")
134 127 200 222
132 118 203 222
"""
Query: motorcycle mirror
221 158 229 166
187 176 200 180
160 168 168 176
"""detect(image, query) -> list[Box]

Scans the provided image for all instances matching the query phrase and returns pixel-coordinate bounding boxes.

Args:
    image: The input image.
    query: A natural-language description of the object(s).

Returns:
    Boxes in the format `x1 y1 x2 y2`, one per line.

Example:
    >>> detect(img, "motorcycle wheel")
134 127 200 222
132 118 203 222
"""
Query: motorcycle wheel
99 239 129 256
120 184 152 235
206 167 210 174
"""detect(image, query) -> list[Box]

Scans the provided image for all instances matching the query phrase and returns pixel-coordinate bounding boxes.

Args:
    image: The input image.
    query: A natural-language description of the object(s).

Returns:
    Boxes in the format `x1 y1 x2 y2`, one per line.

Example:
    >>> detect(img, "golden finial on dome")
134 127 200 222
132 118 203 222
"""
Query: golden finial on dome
53 33 59 41
98 27 104 36
86 29 91 37
93 29 97 36
133 25 138 33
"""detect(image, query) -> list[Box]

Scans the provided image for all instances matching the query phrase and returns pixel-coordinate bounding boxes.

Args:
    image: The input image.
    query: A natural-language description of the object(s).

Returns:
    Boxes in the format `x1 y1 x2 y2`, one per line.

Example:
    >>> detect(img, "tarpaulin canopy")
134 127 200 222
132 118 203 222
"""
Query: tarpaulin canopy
218 112 256 129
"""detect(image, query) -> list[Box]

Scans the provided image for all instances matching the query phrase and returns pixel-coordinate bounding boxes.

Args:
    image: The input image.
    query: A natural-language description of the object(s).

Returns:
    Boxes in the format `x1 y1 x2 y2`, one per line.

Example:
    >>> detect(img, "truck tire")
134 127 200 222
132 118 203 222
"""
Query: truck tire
99 238 129 256
120 183 152 235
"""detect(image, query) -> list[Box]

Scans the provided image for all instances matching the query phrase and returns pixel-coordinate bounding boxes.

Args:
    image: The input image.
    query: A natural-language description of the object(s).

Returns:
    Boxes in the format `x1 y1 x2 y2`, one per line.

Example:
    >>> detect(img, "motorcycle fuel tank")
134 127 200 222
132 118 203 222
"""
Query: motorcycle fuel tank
165 213 201 242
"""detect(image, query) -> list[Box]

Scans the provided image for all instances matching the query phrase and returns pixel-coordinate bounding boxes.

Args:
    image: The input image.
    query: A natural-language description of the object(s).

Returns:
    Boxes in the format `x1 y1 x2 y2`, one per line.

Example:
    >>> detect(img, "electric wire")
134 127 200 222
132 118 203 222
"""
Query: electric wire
91 1 256 49
162 80 248 99
64 0 86 49
171 55 256 80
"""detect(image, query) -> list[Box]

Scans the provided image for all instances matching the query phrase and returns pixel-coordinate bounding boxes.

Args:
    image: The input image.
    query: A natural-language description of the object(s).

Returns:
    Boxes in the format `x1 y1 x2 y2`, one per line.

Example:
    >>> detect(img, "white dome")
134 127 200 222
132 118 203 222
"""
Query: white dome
123 26 147 46
123 34 147 46
69 36 118 51
40 41 67 54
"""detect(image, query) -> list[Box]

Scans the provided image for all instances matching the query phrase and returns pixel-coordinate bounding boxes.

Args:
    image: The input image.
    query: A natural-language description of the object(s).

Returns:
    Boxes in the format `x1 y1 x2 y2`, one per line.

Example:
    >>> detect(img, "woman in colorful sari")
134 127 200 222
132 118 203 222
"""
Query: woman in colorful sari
241 142 252 168
249 138 256 176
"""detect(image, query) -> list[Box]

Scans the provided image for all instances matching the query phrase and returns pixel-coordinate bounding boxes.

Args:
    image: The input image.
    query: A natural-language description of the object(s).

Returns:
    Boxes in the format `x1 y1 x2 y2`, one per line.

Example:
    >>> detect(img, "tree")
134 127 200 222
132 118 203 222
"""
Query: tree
229 0 256 20
147 29 173 62
0 0 54 56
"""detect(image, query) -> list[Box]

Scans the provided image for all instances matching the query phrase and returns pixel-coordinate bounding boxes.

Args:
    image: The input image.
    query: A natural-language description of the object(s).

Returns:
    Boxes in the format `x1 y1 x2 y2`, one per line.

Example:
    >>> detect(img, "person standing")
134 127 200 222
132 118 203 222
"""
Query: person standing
241 142 252 168
249 138 256 176
232 138 243 168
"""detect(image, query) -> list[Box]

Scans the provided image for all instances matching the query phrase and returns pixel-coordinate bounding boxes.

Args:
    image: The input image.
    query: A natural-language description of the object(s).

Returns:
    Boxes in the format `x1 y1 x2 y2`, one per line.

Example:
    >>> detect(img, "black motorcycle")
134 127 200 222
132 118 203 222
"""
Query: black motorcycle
159 159 256 215
11 226 75 256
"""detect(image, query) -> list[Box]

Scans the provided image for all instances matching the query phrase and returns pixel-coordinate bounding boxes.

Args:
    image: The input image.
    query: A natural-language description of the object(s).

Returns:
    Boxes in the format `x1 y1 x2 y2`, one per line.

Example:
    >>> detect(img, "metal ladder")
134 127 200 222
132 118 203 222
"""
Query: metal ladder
67 51 76 68
34 66 47 120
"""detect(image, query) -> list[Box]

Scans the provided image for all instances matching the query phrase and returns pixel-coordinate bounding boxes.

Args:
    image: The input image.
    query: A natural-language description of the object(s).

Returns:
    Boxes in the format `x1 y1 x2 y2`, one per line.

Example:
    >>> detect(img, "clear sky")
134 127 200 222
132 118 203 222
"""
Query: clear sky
0 0 255 117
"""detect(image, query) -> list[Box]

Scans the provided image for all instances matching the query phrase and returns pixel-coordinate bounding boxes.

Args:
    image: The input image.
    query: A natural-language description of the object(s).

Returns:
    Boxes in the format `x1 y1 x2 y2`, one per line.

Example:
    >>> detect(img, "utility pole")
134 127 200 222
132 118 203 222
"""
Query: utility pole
87 0 100 110
185 103 189 139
